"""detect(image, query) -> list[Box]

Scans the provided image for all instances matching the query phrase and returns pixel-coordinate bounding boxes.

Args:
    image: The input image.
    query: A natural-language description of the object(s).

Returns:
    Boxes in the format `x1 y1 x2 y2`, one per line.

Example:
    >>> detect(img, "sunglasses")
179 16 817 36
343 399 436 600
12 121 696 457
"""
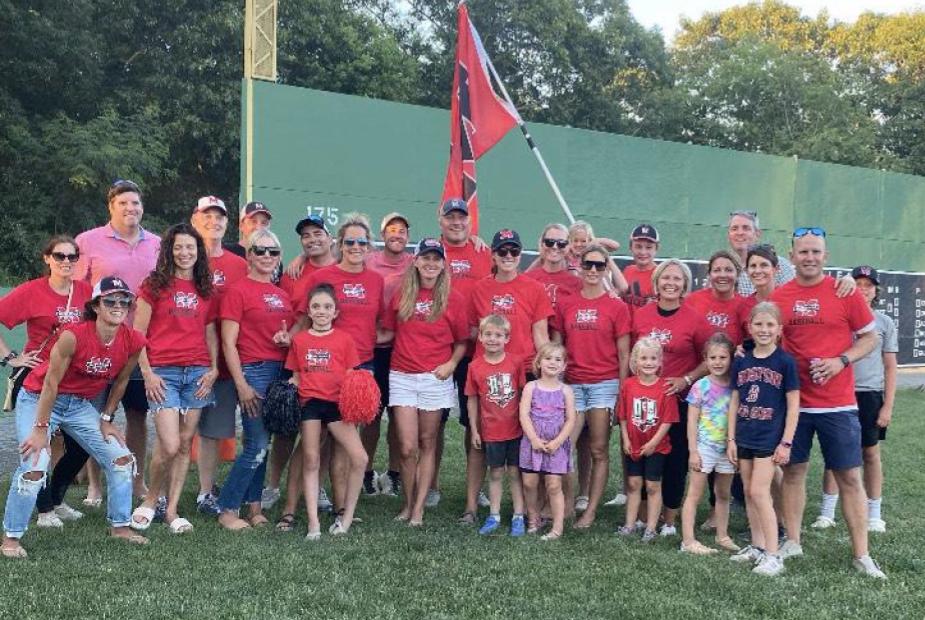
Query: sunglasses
343 237 370 247
251 246 282 256
495 247 522 258
50 252 79 263
581 260 607 272
101 297 132 309
792 227 826 238
543 238 569 249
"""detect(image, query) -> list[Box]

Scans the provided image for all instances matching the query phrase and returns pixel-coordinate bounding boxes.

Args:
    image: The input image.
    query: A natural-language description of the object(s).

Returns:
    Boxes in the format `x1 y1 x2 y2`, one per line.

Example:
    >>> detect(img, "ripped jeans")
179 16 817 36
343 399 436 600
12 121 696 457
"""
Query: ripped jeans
3 390 134 538
217 361 282 513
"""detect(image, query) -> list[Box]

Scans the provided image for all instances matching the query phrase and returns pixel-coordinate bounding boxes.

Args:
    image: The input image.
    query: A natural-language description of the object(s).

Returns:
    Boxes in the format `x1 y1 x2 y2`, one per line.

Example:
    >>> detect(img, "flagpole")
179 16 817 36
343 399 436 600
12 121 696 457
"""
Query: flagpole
482 53 577 224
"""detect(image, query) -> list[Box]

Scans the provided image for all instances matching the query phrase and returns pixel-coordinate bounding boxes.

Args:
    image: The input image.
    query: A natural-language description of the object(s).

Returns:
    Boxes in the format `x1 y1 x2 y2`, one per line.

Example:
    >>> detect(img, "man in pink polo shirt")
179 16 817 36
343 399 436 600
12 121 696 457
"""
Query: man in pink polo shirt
74 180 161 498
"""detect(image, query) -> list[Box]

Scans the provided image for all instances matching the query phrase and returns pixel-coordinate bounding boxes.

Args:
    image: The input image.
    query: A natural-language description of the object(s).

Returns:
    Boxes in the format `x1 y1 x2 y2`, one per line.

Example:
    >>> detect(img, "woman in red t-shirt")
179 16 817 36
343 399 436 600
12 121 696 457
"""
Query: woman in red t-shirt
379 238 467 525
2 276 147 558
525 223 581 315
131 224 218 534
686 250 745 345
555 245 631 528
0 235 94 527
632 258 712 534
737 244 780 337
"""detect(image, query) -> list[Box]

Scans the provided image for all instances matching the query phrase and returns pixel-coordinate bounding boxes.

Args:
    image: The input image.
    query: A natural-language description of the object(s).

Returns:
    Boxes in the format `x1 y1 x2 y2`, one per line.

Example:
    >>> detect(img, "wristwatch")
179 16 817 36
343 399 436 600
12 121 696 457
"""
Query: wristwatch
839 354 851 368
780 440 793 448
0 350 17 367
100 412 115 423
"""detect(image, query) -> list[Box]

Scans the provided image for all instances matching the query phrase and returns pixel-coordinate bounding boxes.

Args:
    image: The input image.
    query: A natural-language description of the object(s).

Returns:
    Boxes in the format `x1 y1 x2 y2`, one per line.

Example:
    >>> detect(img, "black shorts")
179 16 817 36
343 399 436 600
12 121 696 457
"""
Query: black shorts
857 391 887 447
624 453 666 482
300 399 341 424
454 356 472 427
98 369 148 414
484 438 521 468
373 346 392 418
737 445 775 460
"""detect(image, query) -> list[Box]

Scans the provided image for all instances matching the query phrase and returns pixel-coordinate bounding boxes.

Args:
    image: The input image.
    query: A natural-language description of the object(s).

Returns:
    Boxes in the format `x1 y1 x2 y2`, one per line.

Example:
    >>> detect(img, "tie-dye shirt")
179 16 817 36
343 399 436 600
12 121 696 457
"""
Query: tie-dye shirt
686 376 732 445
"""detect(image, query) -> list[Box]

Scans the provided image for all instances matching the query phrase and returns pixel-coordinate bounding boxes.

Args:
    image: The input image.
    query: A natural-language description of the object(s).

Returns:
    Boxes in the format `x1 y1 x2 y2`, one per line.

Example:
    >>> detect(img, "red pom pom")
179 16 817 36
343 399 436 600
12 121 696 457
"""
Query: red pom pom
339 369 381 425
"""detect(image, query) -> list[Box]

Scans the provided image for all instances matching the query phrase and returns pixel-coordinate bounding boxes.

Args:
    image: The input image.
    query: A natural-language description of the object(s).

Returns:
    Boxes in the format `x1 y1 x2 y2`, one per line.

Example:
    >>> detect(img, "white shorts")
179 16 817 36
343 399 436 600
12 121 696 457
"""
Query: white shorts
388 370 458 411
697 441 736 475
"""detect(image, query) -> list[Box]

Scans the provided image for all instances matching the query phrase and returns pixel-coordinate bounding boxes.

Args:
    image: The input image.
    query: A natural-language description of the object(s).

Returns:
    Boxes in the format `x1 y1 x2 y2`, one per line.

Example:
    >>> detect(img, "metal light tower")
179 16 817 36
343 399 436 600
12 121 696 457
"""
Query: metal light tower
243 0 278 203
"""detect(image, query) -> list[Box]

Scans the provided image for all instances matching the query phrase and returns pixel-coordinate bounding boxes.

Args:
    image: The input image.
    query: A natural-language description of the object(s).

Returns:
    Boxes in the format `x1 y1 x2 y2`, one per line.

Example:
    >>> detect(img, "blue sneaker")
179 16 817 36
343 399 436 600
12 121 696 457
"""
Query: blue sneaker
479 515 501 535
197 492 220 515
153 496 168 523
510 515 525 538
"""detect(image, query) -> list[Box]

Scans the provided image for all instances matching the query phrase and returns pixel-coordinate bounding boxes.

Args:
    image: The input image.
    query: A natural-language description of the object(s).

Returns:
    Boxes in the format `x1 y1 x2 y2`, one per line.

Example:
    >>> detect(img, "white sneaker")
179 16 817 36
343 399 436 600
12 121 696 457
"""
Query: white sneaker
730 544 764 564
477 490 490 508
604 493 627 507
260 487 281 510
574 496 590 512
752 554 785 576
811 515 836 529
318 488 333 511
778 539 804 559
36 512 64 528
853 555 887 579
868 518 886 533
425 489 441 508
659 524 677 537
53 503 84 521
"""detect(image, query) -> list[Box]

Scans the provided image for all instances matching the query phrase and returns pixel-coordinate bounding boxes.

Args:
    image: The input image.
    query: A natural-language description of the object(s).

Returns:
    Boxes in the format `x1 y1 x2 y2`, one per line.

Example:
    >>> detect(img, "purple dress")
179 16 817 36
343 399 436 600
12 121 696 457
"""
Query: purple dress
519 384 572 474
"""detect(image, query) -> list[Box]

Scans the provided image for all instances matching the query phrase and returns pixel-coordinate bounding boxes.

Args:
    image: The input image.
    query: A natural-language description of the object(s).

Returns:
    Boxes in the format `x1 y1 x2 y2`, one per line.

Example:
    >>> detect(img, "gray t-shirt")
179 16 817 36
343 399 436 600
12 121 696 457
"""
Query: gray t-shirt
853 310 898 392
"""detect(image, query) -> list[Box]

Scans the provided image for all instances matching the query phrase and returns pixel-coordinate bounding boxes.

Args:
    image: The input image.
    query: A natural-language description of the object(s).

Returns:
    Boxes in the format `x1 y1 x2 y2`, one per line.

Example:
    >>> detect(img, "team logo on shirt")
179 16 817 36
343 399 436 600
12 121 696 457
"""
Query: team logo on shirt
414 300 433 318
706 311 730 328
263 293 285 310
84 356 112 376
485 372 515 408
746 384 760 403
491 294 515 314
543 283 560 307
631 397 658 431
647 328 672 345
793 299 820 317
450 259 471 275
174 292 199 309
305 349 331 366
573 308 598 330
342 283 366 300
212 270 226 286
55 306 82 325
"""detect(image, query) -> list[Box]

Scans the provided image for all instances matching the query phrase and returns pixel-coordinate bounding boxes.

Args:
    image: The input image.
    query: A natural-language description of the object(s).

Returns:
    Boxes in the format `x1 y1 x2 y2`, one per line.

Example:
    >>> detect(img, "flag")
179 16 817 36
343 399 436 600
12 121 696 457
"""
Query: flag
441 2 519 234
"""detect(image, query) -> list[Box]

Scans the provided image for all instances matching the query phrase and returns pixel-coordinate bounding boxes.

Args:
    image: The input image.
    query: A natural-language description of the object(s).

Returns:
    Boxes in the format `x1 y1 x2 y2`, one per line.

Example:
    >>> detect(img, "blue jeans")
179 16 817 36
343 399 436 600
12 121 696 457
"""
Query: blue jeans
217 361 283 512
3 390 134 537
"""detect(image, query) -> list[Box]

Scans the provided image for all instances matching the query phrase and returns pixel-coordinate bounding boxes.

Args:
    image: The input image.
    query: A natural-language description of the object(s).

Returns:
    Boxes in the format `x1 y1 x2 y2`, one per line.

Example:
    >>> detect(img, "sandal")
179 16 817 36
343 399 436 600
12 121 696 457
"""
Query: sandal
1 544 27 559
715 536 741 552
167 517 194 534
82 496 103 508
541 530 562 541
130 506 156 531
680 540 718 555
305 530 321 541
111 531 150 545
275 514 296 532
457 512 477 525
248 514 270 528
527 519 542 535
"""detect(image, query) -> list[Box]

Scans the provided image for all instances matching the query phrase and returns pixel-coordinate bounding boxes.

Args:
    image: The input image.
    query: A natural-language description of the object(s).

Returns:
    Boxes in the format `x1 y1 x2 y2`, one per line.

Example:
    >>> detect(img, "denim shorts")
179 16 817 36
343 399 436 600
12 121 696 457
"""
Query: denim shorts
696 441 735 474
149 365 215 412
791 410 862 470
571 379 619 413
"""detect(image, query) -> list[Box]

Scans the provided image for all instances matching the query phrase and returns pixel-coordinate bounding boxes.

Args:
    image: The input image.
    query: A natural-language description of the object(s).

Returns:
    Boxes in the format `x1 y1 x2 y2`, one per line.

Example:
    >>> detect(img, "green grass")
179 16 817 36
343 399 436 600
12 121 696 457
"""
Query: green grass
1 392 923 619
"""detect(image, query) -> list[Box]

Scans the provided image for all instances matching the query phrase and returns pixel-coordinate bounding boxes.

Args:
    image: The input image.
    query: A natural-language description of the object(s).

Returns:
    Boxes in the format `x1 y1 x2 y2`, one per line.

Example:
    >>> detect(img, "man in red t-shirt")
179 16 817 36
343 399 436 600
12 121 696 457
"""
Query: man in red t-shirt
770 228 883 578
280 214 337 301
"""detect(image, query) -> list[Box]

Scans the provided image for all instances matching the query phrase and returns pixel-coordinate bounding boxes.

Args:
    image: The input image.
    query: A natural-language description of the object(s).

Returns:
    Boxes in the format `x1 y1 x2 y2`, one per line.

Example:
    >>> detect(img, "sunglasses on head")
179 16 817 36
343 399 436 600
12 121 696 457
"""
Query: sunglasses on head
343 237 370 247
581 260 607 272
792 227 826 239
542 238 569 249
50 251 79 263
250 246 281 257
101 297 132 309
495 246 522 258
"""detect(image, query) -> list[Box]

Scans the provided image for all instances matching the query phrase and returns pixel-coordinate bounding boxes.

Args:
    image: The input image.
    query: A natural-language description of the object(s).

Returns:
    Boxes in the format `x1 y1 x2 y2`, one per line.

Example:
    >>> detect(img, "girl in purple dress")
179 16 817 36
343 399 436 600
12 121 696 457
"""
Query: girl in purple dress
519 342 577 540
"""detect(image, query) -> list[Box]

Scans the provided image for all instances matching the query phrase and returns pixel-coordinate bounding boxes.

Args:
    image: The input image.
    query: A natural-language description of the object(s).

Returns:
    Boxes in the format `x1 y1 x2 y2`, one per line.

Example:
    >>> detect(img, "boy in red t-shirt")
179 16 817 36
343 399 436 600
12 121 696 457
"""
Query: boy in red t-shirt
466 314 527 536
622 224 660 315
616 336 679 542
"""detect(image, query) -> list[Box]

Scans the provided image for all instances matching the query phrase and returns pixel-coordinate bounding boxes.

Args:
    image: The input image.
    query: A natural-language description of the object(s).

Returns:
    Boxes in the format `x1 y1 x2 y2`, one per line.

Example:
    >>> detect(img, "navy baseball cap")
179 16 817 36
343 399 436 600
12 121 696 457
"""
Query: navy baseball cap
441 198 468 216
92 276 134 301
631 224 659 243
240 201 272 222
851 265 880 285
416 237 445 259
491 229 522 251
295 214 328 235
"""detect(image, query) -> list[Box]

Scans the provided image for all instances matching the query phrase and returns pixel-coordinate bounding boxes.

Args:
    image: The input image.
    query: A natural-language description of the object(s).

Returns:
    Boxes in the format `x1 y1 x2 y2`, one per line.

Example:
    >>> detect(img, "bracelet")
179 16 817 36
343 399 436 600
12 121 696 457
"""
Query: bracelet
683 375 693 386
0 350 17 367
726 438 736 443
33 421 50 428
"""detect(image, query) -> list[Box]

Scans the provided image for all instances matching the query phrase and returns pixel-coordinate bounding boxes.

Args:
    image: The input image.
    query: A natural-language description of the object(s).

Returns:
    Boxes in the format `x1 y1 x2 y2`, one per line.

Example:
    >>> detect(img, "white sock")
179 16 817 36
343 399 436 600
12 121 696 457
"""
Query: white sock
820 492 839 520
196 491 208 502
868 497 882 521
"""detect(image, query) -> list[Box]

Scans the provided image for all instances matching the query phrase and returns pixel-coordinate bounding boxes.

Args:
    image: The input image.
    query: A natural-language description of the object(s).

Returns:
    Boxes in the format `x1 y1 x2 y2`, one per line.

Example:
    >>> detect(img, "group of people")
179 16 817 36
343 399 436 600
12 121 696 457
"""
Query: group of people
0 187 895 580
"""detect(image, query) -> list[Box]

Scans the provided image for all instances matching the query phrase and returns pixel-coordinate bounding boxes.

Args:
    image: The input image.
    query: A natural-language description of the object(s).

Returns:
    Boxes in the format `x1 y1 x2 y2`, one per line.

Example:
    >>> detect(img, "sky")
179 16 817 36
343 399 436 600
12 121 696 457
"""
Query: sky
627 0 923 42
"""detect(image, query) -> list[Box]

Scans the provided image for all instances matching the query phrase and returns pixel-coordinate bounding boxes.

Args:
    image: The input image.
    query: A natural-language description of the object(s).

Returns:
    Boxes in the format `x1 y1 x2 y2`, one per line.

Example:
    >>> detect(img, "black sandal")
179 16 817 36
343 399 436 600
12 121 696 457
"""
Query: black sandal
275 513 296 532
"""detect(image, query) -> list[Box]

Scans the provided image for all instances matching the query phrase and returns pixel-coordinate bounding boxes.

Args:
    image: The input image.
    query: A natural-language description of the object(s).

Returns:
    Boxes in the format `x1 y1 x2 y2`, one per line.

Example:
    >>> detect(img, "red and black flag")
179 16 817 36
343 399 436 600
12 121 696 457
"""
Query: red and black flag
441 2 519 234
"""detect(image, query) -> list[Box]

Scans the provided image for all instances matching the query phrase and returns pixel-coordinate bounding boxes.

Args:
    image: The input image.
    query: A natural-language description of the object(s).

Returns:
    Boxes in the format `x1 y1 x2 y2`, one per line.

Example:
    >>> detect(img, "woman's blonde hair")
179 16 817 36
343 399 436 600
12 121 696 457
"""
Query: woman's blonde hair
396 255 451 322
245 228 282 252
651 259 692 297
336 213 372 246
532 341 567 376
629 337 663 375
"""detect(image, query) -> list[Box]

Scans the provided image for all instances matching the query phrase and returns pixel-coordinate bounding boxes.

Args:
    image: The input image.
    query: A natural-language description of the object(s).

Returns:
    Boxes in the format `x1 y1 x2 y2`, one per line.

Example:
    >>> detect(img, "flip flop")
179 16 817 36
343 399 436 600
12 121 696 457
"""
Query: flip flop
275 514 296 532
111 532 150 545
680 540 718 555
130 506 156 531
1 545 27 559
457 512 477 525
167 517 193 534
248 514 270 528
715 536 741 552
541 530 562 541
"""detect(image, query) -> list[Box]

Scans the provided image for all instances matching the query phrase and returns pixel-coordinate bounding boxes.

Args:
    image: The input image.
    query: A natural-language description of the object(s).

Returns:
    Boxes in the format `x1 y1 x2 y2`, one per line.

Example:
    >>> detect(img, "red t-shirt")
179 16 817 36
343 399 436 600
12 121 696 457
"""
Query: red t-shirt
736 293 760 339
622 264 657 315
139 278 217 367
632 303 712 384
556 292 632 383
281 260 332 302
685 288 745 344
209 252 248 378
285 329 360 404
24 321 146 399
771 276 875 411
366 250 413 281
382 289 469 373
524 267 581 315
465 353 526 441
443 240 493 299
220 278 294 364
0 279 92 360
616 376 679 458
295 265 385 363
469 275 554 375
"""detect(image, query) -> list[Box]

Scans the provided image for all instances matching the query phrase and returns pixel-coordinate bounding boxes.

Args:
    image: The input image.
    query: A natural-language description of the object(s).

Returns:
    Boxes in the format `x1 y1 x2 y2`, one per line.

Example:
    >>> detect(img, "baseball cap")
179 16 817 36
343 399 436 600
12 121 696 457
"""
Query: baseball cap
240 201 272 222
381 212 410 233
92 276 134 301
416 237 445 259
851 265 880 285
631 224 659 243
194 196 227 215
441 198 468 216
491 229 522 251
295 214 327 235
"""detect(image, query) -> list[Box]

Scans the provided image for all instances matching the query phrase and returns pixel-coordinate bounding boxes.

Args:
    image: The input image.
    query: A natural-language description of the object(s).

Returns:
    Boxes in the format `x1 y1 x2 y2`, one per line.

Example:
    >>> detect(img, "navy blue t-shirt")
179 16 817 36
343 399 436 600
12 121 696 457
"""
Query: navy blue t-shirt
732 347 800 451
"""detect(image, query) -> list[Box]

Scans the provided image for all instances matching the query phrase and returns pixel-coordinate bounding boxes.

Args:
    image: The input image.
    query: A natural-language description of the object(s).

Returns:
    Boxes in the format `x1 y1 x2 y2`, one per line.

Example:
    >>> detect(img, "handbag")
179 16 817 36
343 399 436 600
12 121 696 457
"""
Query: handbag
262 378 301 436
